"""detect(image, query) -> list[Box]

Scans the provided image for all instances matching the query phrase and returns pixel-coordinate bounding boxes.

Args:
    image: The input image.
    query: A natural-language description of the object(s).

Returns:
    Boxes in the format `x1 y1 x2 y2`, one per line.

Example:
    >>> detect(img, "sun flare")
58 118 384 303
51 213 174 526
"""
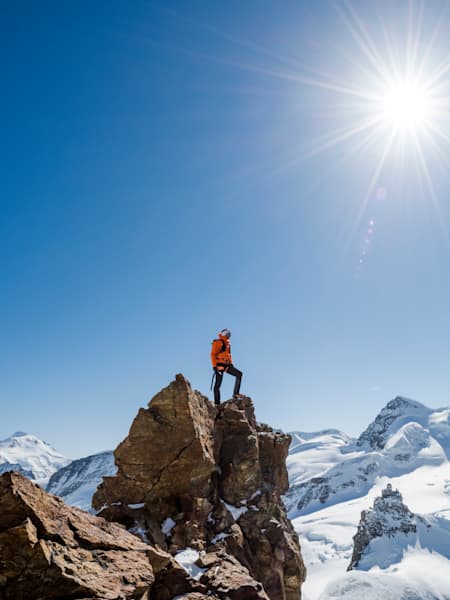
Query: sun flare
380 80 431 131
278 2 450 240
235 2 450 243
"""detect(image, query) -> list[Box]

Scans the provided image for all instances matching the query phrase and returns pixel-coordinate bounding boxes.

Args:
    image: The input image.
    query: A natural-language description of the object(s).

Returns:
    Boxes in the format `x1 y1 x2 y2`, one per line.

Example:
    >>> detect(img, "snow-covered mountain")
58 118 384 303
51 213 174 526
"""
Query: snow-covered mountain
288 429 353 483
348 482 450 570
46 450 116 511
286 396 450 600
0 431 69 486
356 397 450 455
0 431 115 511
285 396 450 516
313 478 450 600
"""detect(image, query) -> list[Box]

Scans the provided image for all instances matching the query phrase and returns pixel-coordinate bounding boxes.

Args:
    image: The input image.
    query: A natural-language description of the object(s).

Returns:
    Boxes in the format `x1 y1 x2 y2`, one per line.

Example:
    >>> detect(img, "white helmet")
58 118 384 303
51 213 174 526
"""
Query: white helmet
220 328 231 338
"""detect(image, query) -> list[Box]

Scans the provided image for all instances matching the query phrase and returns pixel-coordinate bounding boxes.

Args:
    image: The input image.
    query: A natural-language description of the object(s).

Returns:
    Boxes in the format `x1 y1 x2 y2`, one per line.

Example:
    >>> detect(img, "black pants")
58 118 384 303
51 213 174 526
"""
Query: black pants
213 365 242 405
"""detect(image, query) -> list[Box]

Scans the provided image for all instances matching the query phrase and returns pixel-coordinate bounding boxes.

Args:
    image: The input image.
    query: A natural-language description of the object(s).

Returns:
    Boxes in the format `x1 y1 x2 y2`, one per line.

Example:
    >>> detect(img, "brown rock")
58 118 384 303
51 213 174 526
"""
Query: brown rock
216 403 306 599
0 471 154 599
148 555 208 600
198 550 270 599
257 423 291 495
92 375 306 599
93 374 217 524
216 398 261 505
169 595 219 600
146 544 172 573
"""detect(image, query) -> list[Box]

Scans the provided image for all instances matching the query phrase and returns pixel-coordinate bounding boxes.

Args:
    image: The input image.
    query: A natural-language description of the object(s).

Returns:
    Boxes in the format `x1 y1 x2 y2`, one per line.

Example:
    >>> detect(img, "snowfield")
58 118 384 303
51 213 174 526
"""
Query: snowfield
319 549 450 600
288 397 450 600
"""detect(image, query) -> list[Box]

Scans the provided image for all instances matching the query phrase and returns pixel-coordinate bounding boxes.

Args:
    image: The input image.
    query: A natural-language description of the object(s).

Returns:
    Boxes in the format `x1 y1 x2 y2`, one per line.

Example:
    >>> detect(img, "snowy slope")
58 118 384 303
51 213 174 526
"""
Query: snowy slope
46 450 116 511
293 462 450 599
0 431 69 486
286 396 450 600
287 429 353 486
319 550 450 600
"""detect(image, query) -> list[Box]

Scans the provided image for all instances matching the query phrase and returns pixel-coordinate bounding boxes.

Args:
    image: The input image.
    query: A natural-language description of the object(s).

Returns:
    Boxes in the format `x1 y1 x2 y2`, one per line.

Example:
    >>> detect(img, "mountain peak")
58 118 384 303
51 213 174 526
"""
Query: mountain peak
0 431 69 484
385 396 428 412
356 396 431 450
92 373 306 599
348 482 418 570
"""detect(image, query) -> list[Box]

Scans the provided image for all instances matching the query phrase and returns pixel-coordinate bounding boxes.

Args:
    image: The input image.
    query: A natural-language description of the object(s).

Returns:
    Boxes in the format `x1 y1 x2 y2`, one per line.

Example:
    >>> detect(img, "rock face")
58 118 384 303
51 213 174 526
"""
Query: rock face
93 374 306 599
0 471 226 600
348 483 418 570
0 471 154 599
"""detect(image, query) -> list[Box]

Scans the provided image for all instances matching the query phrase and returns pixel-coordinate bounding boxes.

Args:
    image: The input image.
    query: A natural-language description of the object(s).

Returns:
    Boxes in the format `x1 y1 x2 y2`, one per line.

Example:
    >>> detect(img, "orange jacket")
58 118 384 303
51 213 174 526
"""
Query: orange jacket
211 333 232 369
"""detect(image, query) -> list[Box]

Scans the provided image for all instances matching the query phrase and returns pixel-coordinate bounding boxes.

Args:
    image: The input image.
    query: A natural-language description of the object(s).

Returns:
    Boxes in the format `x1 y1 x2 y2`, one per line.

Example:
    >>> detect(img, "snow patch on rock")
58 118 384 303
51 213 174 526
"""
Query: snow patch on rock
175 548 206 581
222 499 249 521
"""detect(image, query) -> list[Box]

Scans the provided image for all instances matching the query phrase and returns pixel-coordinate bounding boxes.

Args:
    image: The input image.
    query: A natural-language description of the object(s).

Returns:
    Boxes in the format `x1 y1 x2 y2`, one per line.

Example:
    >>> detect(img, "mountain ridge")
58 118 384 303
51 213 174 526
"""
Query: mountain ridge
288 396 450 599
285 395 450 516
46 450 116 511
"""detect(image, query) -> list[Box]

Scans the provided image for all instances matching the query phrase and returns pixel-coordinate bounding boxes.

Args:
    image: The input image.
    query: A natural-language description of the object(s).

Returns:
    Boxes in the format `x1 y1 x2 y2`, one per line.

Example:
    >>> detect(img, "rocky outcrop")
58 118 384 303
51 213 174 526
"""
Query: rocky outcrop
0 471 233 600
94 374 217 524
197 551 269 599
0 471 155 599
93 374 305 599
348 483 419 570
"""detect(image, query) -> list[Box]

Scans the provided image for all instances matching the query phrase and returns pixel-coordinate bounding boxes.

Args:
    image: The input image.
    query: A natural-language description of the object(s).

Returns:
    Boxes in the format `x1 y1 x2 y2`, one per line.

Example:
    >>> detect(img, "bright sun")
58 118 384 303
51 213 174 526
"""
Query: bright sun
380 80 431 131
263 1 450 230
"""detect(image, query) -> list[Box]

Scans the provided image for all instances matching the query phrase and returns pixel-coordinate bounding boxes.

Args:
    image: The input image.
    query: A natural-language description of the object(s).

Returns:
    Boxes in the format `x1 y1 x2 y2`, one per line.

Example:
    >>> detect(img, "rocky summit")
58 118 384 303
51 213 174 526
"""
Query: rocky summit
0 375 304 599
348 482 419 570
93 374 306 599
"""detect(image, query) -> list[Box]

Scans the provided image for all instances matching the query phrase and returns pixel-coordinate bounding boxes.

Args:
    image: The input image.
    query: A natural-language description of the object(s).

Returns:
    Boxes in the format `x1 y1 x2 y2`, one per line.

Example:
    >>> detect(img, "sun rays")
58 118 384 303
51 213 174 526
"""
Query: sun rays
154 1 450 251
272 1 450 255
331 4 450 163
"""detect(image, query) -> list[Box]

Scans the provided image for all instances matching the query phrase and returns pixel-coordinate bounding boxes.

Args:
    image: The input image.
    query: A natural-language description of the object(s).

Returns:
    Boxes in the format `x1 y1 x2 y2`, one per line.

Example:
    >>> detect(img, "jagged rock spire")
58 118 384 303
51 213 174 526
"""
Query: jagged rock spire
93 374 306 600
0 375 306 600
348 482 418 570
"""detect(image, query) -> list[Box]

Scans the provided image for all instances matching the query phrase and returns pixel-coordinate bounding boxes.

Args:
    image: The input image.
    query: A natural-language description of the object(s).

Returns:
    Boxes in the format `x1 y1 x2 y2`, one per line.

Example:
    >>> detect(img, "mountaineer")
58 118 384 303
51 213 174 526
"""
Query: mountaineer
210 328 243 405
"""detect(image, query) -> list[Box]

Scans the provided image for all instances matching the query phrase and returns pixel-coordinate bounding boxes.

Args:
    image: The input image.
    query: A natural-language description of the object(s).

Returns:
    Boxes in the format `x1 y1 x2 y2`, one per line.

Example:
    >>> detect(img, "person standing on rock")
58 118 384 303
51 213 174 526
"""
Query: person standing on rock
210 328 243 405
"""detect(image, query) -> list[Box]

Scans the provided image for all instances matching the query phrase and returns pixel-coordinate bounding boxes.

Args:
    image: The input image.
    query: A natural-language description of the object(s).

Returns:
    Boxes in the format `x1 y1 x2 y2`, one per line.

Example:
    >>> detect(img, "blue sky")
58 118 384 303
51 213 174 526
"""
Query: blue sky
2 1 450 457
